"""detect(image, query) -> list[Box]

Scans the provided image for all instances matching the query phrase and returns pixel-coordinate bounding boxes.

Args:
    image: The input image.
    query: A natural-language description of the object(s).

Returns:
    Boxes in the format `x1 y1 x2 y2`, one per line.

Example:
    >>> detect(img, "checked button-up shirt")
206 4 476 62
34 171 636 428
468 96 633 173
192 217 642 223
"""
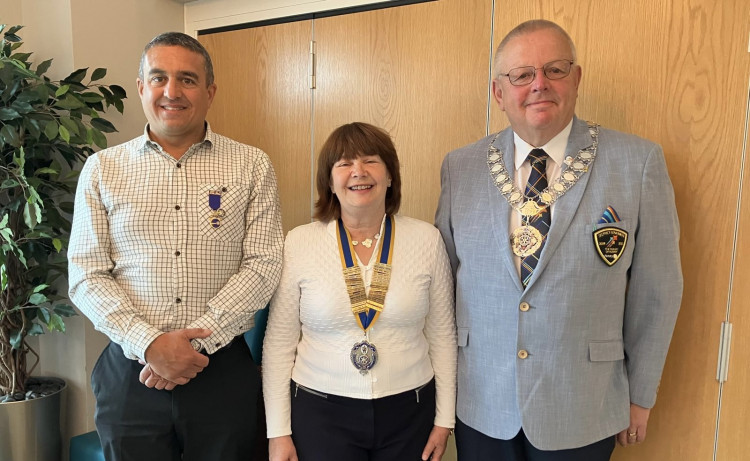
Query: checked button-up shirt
68 124 283 360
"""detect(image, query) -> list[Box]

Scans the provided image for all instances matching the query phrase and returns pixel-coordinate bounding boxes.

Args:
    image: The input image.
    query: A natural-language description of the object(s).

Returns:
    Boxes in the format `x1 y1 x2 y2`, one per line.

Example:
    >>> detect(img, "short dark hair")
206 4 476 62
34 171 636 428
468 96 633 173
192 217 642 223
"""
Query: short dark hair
139 32 214 86
314 122 402 222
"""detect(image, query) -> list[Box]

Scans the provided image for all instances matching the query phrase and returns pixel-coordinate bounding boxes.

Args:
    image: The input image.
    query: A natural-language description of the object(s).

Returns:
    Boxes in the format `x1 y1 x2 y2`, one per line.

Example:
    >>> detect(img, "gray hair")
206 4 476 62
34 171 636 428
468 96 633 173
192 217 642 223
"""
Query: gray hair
492 20 577 79
139 32 215 86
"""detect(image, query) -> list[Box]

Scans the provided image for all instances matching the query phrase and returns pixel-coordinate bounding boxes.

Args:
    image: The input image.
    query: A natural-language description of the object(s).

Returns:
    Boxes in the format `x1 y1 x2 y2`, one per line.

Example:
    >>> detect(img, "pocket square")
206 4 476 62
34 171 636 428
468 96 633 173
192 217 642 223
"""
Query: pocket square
597 206 621 224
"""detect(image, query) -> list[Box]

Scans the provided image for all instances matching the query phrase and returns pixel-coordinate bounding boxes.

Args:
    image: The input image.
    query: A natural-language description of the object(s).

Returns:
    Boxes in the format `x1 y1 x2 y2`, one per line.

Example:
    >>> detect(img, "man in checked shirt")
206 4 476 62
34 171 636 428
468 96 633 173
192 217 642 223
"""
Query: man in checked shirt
68 32 283 460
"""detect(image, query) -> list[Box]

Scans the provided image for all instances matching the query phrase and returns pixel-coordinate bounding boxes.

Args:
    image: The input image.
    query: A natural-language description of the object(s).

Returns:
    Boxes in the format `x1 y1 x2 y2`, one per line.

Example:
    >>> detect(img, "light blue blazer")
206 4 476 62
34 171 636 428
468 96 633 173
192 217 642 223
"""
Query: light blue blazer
435 116 683 450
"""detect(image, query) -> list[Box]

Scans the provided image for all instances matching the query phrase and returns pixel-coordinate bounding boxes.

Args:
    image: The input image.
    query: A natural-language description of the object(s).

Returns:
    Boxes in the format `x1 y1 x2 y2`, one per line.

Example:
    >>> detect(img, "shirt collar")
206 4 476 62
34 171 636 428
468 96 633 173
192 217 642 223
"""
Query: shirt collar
513 119 573 170
136 121 215 155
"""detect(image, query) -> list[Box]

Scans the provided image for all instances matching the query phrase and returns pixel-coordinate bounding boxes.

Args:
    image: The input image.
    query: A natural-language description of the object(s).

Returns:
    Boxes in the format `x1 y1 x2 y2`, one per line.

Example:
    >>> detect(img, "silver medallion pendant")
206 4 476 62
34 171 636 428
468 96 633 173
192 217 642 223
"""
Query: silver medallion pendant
510 225 543 257
350 340 378 375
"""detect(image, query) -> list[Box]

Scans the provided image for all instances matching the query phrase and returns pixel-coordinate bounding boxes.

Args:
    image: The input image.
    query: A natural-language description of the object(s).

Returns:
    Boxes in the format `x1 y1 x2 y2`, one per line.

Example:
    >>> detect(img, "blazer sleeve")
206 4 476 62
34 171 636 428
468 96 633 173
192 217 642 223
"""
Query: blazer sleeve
623 144 683 408
435 154 458 277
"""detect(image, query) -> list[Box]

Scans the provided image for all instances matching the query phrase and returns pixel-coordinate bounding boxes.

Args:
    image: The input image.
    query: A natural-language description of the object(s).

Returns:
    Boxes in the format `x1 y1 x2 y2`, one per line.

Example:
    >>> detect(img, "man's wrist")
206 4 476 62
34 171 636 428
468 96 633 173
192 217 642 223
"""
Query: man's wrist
190 339 204 352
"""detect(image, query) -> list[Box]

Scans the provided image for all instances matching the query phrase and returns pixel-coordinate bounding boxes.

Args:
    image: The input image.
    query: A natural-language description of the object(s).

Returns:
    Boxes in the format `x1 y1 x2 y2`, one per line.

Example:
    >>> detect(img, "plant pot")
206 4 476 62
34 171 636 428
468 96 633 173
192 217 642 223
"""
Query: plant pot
0 377 66 461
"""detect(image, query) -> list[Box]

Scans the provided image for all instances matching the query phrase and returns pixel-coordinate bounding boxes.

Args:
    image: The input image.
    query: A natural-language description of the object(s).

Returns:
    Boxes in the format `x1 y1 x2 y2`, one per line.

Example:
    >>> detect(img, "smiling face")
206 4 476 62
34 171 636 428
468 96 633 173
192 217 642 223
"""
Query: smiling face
330 154 391 220
137 45 216 149
492 27 581 146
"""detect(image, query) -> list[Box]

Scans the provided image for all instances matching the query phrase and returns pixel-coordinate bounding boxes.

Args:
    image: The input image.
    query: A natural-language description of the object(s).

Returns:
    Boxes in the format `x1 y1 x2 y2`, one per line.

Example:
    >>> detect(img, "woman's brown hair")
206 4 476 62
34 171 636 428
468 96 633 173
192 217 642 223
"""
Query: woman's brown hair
314 122 401 222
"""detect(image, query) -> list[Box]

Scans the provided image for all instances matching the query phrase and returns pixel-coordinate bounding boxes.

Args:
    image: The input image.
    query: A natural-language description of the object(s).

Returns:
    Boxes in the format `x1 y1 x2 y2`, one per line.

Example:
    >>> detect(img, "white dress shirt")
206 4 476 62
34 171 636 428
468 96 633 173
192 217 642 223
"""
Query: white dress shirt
510 119 573 274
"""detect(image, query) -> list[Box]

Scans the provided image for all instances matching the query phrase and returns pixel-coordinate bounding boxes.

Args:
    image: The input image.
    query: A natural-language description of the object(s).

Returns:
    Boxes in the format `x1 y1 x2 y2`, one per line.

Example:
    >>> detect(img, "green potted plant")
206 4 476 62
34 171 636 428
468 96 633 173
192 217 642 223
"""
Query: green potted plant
0 24 126 459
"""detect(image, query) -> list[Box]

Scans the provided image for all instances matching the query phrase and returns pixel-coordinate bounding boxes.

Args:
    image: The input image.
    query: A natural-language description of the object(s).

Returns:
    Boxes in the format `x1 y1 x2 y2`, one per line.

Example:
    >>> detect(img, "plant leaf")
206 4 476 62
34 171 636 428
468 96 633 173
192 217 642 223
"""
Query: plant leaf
23 201 40 229
58 124 70 142
0 228 12 243
0 107 20 120
91 128 107 149
36 58 52 75
28 293 47 305
34 167 58 175
55 93 86 110
44 120 58 140
47 313 65 332
80 92 104 103
0 124 20 147
55 84 70 97
59 116 79 132
1 179 19 189
9 329 22 349
91 68 106 81
52 238 62 252
53 304 77 317
38 308 51 323
63 67 88 83
33 284 49 293
28 323 45 336
109 84 127 99
90 117 117 133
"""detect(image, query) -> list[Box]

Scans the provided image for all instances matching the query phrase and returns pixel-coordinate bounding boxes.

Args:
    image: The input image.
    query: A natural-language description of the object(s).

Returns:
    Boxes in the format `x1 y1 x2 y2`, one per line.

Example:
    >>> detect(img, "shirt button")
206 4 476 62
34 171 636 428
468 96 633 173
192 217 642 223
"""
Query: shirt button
519 302 530 312
174 205 181 210
174 251 181 256
176 163 182 168
175 298 181 304
518 349 529 359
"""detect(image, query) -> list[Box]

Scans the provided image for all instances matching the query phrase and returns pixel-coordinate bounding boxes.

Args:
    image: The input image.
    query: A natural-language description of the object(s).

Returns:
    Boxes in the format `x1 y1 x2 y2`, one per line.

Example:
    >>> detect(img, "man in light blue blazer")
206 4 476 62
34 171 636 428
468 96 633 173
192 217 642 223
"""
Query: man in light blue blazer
435 20 682 460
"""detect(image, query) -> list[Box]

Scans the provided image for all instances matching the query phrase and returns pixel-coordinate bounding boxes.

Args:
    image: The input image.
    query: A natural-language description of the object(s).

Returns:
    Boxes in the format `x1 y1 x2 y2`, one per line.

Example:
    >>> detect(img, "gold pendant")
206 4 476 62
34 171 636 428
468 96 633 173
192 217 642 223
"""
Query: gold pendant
510 225 543 257
519 200 544 217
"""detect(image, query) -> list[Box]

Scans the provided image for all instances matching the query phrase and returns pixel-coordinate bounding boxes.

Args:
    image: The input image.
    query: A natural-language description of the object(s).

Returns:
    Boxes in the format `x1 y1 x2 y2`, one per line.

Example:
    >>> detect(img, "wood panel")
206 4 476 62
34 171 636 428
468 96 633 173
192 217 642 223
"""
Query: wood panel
718 90 750 458
313 0 493 223
200 21 313 234
490 2 750 460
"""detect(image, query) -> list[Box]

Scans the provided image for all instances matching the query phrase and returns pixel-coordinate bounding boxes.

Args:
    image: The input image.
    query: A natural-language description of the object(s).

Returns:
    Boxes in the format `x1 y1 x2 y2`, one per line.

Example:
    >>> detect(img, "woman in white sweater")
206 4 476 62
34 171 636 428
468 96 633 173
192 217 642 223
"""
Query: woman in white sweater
263 122 456 461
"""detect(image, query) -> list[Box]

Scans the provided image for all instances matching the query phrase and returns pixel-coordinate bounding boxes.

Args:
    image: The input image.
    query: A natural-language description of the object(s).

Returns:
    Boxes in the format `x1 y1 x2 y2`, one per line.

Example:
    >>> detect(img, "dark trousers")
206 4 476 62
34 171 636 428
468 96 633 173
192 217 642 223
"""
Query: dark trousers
455 418 615 461
291 378 436 461
92 339 261 461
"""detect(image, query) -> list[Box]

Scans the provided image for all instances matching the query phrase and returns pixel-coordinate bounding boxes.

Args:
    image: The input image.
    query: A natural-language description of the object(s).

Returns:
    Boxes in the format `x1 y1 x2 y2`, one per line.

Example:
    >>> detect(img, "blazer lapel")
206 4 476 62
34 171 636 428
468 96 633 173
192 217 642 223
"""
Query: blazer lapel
525 117 596 288
487 127 524 292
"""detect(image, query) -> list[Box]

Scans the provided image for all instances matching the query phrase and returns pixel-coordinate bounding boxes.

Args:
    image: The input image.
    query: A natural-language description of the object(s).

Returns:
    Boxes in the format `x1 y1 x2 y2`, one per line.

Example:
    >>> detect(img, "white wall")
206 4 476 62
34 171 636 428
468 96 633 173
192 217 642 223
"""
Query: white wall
185 0 402 35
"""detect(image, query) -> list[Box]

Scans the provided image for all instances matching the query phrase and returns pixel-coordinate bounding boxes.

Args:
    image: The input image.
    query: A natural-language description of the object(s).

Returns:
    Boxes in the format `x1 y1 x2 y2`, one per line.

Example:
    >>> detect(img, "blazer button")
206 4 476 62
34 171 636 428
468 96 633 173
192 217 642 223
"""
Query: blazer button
517 349 529 359
519 302 530 312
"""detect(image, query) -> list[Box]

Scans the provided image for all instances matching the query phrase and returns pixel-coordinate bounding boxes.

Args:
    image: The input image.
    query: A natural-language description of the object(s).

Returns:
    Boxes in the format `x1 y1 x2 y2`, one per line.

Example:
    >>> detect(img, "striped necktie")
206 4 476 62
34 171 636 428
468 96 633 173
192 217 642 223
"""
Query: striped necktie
520 148 551 287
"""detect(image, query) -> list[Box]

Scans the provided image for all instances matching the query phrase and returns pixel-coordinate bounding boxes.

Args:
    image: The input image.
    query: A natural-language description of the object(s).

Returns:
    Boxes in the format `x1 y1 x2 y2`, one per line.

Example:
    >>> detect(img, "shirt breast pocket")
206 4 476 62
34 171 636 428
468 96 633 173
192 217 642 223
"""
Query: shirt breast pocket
196 183 247 242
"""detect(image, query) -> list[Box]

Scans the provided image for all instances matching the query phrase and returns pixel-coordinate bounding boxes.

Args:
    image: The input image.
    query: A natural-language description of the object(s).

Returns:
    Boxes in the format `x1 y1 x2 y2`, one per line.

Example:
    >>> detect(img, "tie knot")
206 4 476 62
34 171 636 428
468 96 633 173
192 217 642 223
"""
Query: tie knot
527 148 548 165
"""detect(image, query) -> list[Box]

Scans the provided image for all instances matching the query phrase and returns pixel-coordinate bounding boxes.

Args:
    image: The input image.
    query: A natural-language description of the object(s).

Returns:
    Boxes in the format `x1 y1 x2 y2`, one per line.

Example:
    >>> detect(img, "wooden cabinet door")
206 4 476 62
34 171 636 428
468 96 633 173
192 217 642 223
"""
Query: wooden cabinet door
199 1 750 459
718 90 750 459
201 20 314 234
490 1 750 460
313 0 493 223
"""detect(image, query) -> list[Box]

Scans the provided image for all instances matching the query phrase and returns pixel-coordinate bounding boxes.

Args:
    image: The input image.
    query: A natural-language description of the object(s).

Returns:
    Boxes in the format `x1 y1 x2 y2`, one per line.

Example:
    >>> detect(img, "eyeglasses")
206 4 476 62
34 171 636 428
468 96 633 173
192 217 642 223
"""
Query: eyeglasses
498 60 575 86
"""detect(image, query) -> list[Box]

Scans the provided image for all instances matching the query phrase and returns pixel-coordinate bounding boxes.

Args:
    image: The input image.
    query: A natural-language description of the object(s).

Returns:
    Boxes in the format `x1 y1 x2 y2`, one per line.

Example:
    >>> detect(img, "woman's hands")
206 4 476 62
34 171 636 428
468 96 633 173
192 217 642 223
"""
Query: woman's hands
269 435 299 461
421 425 452 461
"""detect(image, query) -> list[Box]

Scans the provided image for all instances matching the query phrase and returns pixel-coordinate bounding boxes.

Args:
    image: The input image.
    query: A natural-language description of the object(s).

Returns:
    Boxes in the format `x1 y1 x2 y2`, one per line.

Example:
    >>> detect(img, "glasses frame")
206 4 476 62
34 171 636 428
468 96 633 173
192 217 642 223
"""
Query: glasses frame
498 59 575 87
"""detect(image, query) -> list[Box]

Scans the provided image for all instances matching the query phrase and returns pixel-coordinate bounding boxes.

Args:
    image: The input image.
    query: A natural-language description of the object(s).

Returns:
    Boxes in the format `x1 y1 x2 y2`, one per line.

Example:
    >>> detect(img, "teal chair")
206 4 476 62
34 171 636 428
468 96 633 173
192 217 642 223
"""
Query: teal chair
69 430 105 461
244 305 269 365
69 306 270 461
